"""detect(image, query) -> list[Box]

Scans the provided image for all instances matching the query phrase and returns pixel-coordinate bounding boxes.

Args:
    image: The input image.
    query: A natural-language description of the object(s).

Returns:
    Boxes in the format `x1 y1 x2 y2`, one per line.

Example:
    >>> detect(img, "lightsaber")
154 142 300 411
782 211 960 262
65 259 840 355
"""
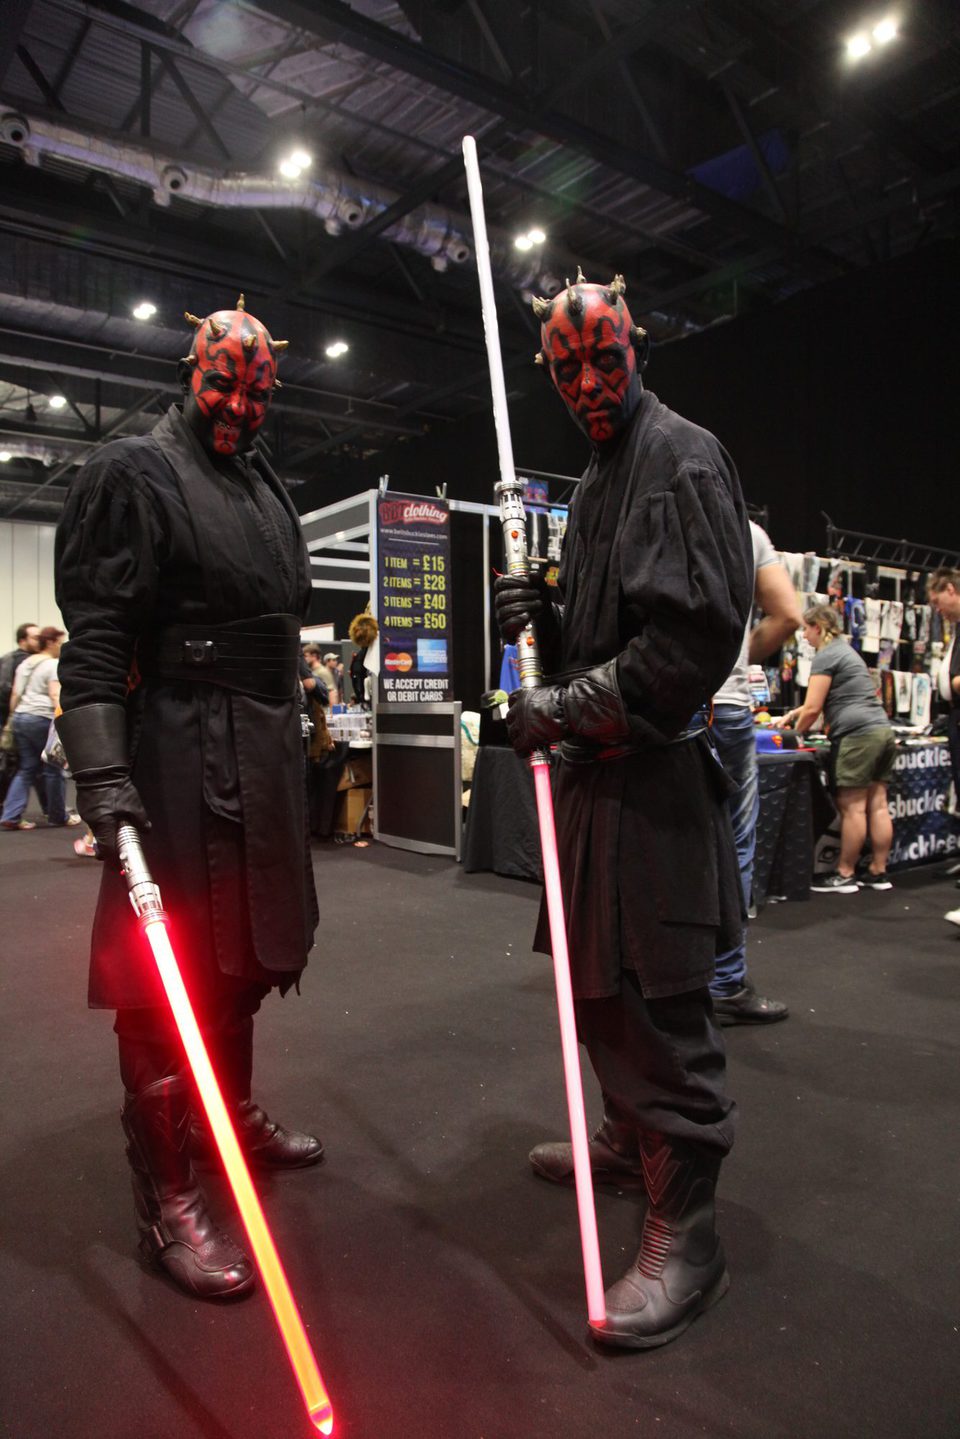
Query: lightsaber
461 134 606 1327
116 823 335 1434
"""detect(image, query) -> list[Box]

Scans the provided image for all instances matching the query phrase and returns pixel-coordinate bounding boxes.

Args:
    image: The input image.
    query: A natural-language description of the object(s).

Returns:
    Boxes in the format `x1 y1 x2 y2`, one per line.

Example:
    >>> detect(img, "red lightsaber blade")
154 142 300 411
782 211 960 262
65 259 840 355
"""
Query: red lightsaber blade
116 823 335 1434
461 135 606 1326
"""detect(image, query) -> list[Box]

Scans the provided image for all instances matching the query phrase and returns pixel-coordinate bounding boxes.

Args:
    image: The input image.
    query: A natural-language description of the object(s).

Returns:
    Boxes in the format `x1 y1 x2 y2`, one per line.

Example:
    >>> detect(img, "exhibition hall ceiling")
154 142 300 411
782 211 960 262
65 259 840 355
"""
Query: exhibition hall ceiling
0 0 958 520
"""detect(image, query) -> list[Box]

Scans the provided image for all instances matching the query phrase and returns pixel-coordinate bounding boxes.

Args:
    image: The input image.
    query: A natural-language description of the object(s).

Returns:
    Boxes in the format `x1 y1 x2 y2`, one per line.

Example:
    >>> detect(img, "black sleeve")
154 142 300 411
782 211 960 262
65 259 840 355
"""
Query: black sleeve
616 464 753 742
55 453 167 711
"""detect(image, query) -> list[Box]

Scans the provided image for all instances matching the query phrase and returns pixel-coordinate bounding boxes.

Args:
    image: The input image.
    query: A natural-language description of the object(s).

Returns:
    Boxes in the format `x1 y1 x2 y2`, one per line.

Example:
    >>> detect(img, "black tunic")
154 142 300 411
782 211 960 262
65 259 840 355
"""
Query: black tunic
533 390 753 1000
56 406 318 1010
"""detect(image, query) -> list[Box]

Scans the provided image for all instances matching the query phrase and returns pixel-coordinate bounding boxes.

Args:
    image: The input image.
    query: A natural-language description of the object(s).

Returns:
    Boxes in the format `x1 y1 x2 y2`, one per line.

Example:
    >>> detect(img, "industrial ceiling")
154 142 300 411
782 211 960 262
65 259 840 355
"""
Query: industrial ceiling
1 0 958 521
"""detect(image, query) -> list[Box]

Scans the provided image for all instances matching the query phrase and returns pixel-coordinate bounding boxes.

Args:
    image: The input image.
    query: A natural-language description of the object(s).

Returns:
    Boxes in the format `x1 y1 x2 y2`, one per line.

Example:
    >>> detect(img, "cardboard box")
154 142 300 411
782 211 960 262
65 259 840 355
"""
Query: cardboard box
336 754 373 791
334 785 372 835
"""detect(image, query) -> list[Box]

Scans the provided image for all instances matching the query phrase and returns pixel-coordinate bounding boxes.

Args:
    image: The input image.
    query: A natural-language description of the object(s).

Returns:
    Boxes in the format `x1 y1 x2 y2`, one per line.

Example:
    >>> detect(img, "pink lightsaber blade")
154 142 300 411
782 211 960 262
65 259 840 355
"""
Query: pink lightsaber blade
116 823 335 1433
462 134 606 1326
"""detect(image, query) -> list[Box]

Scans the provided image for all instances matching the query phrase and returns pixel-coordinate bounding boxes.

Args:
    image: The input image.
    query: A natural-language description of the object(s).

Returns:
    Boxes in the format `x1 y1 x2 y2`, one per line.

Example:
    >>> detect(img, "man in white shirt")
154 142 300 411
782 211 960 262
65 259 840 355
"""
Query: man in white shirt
710 523 802 1021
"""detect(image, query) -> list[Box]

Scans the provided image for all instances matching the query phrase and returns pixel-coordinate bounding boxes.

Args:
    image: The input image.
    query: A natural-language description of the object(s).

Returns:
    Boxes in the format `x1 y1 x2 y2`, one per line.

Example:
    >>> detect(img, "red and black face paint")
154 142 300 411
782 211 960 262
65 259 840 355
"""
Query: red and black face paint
534 274 643 445
181 297 287 458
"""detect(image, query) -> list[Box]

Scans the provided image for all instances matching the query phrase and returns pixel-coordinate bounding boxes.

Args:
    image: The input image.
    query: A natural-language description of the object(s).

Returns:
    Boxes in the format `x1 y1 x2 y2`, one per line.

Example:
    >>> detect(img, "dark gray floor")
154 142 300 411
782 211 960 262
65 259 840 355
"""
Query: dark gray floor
2 818 959 1439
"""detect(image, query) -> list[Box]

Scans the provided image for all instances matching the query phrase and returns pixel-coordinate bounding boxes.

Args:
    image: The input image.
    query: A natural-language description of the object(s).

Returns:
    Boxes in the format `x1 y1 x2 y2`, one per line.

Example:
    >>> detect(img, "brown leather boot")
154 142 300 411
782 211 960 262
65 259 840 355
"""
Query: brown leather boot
529 1105 644 1186
122 1076 254 1301
590 1132 729 1349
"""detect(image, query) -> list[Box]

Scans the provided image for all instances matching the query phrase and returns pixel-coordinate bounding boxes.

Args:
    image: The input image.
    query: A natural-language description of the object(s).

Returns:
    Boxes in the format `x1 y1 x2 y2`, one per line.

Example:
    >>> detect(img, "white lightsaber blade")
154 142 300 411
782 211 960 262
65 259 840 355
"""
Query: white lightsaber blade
462 133 606 1327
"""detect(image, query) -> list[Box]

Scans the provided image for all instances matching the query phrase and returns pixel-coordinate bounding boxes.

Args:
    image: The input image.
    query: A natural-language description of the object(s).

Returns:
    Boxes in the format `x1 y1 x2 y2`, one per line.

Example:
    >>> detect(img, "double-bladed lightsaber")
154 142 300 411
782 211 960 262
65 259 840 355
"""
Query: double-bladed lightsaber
116 823 335 1433
462 135 606 1326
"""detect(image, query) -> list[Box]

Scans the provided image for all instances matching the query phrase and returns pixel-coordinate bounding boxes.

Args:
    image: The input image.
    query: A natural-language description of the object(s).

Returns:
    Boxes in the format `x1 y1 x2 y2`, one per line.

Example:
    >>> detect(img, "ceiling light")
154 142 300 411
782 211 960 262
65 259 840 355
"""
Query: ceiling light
48 394 67 410
527 227 546 245
0 450 11 462
325 341 349 359
514 234 533 252
873 17 898 43
132 301 157 321
279 147 312 181
846 32 872 59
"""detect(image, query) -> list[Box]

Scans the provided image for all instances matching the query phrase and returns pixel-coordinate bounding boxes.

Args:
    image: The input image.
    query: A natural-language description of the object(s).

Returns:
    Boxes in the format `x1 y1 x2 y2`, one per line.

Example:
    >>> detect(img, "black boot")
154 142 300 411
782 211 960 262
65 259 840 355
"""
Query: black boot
529 1102 645 1186
122 1076 255 1301
590 1132 729 1349
191 1016 324 1171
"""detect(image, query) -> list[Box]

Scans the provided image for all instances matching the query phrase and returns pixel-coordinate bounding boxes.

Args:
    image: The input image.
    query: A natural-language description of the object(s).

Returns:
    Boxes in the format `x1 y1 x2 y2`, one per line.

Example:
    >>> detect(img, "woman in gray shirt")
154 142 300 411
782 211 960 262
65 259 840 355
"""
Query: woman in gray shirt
781 604 896 892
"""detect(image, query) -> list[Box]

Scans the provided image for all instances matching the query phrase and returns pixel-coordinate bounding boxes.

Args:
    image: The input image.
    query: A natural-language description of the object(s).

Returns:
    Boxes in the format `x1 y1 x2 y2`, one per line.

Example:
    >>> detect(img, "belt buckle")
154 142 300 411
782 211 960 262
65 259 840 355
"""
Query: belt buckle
182 639 218 667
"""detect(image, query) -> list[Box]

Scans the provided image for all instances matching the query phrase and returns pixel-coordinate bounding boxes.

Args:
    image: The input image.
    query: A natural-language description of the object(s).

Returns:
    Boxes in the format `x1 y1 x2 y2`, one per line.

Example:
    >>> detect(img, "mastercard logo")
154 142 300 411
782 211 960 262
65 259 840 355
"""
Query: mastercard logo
384 651 413 673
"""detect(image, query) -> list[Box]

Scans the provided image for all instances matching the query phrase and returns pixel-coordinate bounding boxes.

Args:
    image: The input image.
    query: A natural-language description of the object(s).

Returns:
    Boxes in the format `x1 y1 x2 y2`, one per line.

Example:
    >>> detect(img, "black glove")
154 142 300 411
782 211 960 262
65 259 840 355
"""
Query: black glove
56 704 150 860
563 660 630 745
494 570 562 654
505 685 567 756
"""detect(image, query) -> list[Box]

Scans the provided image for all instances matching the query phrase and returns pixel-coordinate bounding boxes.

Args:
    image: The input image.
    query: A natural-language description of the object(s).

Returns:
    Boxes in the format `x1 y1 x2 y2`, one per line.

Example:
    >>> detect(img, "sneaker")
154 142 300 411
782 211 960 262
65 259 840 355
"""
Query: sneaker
858 871 893 890
945 909 960 928
811 872 859 893
0 819 36 831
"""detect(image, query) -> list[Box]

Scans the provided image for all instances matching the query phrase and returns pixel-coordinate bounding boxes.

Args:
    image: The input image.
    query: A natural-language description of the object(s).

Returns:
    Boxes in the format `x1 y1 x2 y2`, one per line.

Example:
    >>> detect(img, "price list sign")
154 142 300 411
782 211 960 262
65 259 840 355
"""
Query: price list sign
376 493 453 702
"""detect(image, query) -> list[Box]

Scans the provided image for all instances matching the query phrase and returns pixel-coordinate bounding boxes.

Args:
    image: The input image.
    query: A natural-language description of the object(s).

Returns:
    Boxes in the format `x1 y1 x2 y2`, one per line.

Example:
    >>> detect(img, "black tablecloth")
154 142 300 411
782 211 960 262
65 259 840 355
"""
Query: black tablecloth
463 744 835 906
462 745 545 880
755 752 835 903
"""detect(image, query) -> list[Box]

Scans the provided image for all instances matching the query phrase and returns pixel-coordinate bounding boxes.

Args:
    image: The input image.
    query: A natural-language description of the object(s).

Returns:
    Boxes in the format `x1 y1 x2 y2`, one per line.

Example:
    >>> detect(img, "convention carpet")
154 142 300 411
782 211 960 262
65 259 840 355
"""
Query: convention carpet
2 818 959 1439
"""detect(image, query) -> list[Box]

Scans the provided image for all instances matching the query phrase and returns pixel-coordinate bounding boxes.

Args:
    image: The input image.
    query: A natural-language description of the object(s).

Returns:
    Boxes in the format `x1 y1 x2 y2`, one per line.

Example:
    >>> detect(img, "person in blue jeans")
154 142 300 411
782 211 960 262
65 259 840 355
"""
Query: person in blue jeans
710 523 800 1024
0 625 75 831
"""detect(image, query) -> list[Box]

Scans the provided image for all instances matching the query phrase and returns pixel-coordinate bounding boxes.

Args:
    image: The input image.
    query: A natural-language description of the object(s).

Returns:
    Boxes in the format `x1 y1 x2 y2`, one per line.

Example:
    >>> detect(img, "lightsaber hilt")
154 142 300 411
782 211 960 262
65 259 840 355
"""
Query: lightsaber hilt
117 822 166 927
496 476 544 692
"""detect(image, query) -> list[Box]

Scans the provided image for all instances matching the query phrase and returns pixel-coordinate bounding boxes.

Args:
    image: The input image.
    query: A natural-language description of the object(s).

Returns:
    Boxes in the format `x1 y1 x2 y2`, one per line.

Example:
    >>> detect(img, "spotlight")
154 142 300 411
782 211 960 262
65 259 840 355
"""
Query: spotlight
279 148 312 180
48 394 67 410
873 17 898 43
325 341 349 359
846 32 872 58
0 450 11 462
528 227 547 245
514 234 533 252
132 301 157 321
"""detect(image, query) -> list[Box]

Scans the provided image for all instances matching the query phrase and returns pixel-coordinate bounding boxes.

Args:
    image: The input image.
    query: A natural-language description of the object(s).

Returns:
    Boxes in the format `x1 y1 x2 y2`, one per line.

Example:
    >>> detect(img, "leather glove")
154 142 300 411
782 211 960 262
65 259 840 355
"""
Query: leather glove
56 704 150 860
494 570 561 653
564 660 630 744
505 685 567 756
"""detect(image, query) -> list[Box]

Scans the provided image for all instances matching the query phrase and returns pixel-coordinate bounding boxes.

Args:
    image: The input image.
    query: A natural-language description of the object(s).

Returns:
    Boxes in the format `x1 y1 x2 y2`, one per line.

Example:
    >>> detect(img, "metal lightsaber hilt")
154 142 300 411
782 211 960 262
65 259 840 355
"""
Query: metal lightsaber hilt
117 823 166 927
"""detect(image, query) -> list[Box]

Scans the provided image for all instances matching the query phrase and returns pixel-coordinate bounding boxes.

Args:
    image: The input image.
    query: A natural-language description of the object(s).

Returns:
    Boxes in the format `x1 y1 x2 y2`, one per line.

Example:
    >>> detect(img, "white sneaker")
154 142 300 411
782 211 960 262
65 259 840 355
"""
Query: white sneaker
945 909 960 928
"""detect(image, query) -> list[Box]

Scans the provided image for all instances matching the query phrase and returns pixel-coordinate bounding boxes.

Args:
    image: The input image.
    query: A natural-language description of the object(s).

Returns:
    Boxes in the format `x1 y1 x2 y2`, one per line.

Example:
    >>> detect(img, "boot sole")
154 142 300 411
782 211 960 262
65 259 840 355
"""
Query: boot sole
588 1267 730 1350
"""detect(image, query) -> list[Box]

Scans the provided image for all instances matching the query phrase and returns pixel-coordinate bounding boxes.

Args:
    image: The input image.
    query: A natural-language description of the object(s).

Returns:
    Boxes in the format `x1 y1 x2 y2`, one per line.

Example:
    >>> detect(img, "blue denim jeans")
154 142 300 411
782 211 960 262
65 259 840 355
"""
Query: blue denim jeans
1 712 66 825
709 704 759 996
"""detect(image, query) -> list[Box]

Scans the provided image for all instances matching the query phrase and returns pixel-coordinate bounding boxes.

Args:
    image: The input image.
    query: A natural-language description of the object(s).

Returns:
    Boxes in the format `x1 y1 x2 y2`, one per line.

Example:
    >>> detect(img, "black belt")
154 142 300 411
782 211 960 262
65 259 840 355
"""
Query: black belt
137 614 302 701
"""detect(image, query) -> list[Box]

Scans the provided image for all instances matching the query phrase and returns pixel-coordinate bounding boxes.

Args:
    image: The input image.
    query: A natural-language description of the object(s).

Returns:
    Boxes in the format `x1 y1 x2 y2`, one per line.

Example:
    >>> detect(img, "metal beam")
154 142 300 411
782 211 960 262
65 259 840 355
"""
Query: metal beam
256 0 839 270
0 0 34 88
14 44 67 111
712 0 950 177
149 46 232 162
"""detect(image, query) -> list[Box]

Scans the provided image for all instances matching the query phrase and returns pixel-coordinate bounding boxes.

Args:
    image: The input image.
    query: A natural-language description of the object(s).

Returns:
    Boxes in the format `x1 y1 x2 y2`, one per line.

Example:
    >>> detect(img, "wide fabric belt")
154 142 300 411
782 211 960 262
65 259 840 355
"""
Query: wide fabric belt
559 707 712 764
137 613 302 701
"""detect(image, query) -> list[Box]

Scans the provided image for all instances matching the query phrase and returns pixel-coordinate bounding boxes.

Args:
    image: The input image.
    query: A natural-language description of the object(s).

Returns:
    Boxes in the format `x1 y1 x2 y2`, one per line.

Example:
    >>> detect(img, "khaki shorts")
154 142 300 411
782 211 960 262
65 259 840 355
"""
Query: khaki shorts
833 727 897 789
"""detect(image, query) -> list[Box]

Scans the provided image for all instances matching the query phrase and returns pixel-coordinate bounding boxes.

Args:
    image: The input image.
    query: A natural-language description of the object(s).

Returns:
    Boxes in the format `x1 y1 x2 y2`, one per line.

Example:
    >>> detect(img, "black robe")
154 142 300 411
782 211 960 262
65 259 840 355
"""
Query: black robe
56 406 318 1011
534 390 753 1000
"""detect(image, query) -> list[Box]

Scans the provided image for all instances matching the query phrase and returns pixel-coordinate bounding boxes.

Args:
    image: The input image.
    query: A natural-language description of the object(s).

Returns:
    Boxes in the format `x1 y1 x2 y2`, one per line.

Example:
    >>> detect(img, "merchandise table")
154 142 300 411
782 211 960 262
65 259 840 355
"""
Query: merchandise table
462 745 831 904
